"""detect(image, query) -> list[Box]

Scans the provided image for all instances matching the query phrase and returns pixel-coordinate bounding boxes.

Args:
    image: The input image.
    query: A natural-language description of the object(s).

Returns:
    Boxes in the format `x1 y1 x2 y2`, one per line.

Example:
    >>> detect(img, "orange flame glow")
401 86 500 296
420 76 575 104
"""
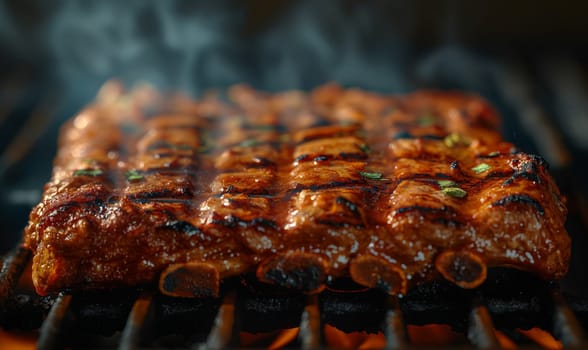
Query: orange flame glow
495 330 517 350
268 328 299 350
0 329 37 350
518 328 563 350
407 324 464 346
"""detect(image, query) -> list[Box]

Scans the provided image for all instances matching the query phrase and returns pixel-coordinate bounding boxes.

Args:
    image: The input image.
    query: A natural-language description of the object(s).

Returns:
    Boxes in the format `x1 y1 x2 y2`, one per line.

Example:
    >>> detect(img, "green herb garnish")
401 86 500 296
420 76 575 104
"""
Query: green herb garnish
417 114 437 127
239 139 261 147
443 133 471 148
360 171 383 180
471 163 491 174
487 151 500 157
437 180 457 188
441 187 467 198
73 169 103 176
359 144 370 153
125 170 144 181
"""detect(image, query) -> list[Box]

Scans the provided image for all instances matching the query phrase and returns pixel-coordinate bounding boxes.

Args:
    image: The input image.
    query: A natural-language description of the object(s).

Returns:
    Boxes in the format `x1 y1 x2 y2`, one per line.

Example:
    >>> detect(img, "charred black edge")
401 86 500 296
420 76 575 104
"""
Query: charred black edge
492 194 545 215
295 152 367 165
264 264 325 292
127 187 193 200
162 220 202 237
211 215 278 230
290 180 365 193
394 205 453 215
295 131 359 144
335 196 361 218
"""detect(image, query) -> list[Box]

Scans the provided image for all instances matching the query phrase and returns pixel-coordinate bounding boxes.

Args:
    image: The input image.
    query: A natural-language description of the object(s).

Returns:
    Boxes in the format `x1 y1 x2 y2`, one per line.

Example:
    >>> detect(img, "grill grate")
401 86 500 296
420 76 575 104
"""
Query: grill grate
1 249 588 349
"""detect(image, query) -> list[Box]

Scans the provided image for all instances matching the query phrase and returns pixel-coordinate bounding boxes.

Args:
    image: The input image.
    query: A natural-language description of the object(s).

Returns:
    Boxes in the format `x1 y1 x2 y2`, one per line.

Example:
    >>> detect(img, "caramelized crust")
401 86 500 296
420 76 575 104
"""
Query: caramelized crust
23 83 570 296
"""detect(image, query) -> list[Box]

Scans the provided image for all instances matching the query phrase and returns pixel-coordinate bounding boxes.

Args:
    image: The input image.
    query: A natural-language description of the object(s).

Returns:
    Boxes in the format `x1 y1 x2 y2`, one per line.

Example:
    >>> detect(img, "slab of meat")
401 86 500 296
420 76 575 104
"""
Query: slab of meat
23 81 570 297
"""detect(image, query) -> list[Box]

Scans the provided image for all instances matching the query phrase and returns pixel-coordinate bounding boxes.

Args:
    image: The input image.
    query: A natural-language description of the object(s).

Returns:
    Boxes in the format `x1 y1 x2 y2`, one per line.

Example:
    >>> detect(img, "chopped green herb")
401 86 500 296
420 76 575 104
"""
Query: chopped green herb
417 114 437 127
360 171 383 180
444 133 471 148
441 187 467 198
359 144 370 153
73 169 103 176
125 170 144 181
437 180 457 188
239 139 261 147
471 163 491 174
487 151 500 157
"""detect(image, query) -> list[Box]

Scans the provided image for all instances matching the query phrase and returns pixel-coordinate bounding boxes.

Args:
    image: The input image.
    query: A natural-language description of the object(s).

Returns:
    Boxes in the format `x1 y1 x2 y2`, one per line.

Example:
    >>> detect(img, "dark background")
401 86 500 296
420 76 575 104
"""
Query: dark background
0 0 587 295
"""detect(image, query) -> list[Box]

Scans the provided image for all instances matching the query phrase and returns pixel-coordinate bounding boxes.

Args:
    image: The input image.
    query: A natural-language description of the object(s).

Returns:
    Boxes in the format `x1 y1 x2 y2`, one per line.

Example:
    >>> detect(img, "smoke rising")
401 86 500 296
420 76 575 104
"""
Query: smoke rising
0 0 425 102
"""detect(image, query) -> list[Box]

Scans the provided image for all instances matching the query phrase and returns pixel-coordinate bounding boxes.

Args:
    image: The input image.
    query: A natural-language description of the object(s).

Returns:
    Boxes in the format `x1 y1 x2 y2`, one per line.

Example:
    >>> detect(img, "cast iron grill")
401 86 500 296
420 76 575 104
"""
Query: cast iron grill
1 52 588 349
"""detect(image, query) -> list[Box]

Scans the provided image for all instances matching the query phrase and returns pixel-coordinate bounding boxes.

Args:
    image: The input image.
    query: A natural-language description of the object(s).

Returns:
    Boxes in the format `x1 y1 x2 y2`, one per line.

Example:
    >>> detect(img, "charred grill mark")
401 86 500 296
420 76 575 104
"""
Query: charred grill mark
127 187 192 200
294 154 309 163
211 215 278 230
394 205 453 215
503 157 544 185
163 220 201 237
336 196 361 218
339 152 366 160
492 194 545 215
392 131 413 140
309 119 332 128
483 171 512 179
219 185 271 196
421 134 445 140
294 153 366 164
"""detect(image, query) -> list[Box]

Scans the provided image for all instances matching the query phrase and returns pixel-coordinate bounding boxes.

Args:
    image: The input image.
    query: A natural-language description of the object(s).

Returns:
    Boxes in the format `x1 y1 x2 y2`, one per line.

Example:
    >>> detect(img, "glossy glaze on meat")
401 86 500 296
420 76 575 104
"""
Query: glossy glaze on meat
23 82 570 296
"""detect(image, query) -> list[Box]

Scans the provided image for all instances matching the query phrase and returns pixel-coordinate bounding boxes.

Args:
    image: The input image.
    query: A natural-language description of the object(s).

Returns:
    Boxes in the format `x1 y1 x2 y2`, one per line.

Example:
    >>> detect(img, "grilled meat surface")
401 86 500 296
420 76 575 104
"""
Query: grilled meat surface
23 82 570 296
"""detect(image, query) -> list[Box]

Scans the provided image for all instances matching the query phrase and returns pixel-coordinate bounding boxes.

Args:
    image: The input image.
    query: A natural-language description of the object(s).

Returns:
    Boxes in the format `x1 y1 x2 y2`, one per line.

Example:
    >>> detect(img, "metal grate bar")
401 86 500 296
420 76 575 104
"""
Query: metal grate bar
0 246 30 303
467 302 500 349
37 293 72 350
552 290 588 348
384 295 407 349
118 293 153 350
299 294 322 350
198 291 239 350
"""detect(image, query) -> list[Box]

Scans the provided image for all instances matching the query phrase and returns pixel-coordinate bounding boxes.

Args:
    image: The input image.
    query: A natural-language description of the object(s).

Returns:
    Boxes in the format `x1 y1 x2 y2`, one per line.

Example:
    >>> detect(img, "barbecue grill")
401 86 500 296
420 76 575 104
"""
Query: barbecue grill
2 1 588 348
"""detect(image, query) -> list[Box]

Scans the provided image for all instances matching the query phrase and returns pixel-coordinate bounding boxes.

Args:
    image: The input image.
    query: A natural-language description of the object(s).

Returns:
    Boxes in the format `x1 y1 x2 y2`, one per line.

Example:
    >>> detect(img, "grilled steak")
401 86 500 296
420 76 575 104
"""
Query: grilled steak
23 82 570 297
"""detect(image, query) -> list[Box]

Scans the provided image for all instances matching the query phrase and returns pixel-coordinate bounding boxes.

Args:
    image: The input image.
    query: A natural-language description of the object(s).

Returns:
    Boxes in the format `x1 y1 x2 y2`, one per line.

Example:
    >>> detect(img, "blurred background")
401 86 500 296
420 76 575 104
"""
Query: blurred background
0 0 587 256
